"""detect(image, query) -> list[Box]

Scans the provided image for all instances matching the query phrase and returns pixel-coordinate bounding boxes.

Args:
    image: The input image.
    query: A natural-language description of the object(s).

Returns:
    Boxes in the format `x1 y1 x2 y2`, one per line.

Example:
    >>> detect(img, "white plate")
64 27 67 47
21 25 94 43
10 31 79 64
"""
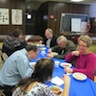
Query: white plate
72 72 87 81
60 62 72 68
29 62 36 68
36 44 45 47
49 86 63 96
39 47 46 50
51 52 58 56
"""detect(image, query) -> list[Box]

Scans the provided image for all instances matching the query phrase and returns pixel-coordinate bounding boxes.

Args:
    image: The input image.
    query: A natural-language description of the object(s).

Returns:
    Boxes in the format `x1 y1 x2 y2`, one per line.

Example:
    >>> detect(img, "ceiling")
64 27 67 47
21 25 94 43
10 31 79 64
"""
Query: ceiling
26 0 96 5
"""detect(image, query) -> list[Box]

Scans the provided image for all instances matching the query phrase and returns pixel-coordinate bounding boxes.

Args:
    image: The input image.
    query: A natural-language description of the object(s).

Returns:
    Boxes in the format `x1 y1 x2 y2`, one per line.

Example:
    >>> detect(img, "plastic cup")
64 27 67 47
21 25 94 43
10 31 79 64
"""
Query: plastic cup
55 61 60 68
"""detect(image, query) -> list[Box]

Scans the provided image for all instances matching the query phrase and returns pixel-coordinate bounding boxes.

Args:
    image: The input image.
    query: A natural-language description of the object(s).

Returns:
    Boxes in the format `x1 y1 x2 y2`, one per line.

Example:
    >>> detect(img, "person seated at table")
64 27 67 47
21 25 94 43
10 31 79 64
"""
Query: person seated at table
47 35 76 59
12 58 70 96
39 28 57 48
0 44 38 96
64 35 96 81
2 28 28 56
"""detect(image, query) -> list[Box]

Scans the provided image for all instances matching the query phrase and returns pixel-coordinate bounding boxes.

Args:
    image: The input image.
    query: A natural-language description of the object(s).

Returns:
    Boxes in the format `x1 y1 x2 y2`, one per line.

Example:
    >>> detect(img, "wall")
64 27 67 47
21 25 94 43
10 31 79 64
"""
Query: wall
0 0 25 35
48 2 90 35
35 2 48 36
38 2 90 37
0 1 94 36
89 4 96 34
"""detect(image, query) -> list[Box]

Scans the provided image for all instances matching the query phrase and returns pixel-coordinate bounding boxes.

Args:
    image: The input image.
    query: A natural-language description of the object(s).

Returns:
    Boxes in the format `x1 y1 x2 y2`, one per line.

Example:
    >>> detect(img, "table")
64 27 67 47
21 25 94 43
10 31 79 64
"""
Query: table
30 47 96 96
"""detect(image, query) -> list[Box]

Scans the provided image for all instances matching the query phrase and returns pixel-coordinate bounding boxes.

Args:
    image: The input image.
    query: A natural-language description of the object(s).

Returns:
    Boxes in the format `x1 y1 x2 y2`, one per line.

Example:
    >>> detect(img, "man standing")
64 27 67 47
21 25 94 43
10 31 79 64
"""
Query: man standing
47 35 76 59
0 44 38 96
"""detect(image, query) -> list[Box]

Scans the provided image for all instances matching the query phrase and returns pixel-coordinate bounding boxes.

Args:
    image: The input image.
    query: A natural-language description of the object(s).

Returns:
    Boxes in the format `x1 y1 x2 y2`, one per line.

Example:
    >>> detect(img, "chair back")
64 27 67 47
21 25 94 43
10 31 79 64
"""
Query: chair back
0 90 6 96
0 50 3 69
2 52 8 62
0 49 8 69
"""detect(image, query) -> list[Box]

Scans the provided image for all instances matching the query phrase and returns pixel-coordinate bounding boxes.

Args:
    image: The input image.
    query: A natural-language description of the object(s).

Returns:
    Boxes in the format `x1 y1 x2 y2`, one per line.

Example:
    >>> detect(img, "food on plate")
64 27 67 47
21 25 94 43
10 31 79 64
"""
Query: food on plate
60 63 72 68
62 64 70 67
73 72 87 80
29 62 36 68
50 86 62 95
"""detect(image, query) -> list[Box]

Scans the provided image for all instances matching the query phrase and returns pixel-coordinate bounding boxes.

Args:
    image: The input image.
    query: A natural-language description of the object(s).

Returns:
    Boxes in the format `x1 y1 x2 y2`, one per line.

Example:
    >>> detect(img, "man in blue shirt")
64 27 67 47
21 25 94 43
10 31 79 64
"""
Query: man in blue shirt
0 44 38 96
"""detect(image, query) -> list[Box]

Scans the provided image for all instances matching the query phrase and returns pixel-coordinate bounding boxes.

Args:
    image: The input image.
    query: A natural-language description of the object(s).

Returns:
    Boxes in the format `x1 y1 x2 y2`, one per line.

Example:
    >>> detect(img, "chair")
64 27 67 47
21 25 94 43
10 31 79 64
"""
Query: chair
2 53 8 62
0 90 5 96
0 50 8 69
0 50 3 69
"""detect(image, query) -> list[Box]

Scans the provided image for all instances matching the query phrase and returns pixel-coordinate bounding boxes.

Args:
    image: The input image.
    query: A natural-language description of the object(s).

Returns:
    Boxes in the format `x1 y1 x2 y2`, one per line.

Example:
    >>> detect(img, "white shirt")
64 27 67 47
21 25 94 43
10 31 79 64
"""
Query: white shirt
46 39 51 48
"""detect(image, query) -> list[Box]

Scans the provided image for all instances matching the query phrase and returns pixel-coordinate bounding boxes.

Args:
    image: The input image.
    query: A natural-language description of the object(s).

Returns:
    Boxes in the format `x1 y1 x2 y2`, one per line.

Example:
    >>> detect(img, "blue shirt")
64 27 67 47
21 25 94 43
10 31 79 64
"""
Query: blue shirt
0 48 33 86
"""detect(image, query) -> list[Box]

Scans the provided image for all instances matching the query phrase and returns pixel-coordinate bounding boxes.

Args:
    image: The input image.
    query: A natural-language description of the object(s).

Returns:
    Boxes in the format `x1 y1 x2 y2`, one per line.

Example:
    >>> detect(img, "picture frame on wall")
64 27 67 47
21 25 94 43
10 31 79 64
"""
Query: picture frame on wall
12 9 22 25
0 8 9 25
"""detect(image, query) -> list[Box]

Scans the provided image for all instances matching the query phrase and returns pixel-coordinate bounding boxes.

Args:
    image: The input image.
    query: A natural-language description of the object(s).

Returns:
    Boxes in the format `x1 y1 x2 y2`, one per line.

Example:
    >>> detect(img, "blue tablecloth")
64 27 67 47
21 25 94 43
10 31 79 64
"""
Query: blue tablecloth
30 47 96 96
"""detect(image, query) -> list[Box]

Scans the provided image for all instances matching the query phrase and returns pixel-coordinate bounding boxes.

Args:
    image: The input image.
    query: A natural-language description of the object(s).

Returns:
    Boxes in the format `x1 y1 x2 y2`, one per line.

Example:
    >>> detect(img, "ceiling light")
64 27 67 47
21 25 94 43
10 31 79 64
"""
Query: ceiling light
71 0 84 2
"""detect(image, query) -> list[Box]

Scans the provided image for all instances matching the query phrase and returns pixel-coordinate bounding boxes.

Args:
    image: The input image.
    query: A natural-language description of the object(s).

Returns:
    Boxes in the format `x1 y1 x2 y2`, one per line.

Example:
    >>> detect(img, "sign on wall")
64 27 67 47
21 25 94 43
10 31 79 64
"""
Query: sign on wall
0 8 9 25
12 9 22 25
71 18 81 32
60 13 89 33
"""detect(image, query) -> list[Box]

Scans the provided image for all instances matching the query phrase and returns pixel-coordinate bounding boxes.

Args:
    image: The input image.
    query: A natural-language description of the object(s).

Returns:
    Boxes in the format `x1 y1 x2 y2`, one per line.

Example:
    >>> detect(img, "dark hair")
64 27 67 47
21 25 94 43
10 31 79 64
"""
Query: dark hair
16 59 54 91
25 44 37 52
12 28 22 37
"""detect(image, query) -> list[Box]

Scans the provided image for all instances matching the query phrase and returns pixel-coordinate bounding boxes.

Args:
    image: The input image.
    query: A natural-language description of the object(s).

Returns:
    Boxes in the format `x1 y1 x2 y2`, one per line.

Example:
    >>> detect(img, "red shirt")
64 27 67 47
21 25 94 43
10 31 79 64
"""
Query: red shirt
65 52 96 80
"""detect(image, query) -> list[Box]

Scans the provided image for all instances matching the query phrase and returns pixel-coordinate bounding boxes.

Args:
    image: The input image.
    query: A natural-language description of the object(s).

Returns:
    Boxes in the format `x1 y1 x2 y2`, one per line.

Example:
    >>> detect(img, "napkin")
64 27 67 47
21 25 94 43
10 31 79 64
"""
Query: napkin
51 76 64 86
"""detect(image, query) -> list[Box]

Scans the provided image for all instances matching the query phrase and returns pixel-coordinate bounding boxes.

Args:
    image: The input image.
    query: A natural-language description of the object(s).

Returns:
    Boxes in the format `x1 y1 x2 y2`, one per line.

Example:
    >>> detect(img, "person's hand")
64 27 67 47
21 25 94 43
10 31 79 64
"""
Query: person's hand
64 67 73 73
72 51 80 56
62 74 70 85
47 53 54 58
25 35 31 41
39 40 43 44
48 49 52 53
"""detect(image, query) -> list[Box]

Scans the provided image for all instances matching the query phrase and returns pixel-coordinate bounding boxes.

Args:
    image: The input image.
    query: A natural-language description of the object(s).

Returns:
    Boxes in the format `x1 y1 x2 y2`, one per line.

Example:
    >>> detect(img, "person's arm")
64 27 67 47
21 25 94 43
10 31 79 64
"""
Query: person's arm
62 74 70 96
65 52 77 62
51 45 59 52
73 54 96 79
54 54 66 59
15 39 27 51
47 46 60 58
17 55 33 78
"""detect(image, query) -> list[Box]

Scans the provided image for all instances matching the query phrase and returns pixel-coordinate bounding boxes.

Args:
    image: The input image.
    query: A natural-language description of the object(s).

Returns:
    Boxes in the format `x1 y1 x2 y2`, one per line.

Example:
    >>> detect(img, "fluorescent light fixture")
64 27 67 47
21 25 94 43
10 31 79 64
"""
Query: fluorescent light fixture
71 0 84 2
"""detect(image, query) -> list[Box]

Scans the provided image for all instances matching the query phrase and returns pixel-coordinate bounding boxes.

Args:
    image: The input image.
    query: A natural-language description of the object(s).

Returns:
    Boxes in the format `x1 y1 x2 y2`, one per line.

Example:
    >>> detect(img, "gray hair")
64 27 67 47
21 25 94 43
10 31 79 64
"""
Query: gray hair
78 35 92 47
45 28 53 34
57 35 67 43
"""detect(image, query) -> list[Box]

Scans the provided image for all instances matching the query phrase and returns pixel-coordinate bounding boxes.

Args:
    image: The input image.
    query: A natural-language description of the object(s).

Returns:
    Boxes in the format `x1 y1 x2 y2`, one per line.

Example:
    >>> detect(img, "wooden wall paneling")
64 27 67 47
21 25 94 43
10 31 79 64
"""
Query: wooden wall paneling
35 2 48 37
10 0 26 35
0 0 25 35
47 2 90 35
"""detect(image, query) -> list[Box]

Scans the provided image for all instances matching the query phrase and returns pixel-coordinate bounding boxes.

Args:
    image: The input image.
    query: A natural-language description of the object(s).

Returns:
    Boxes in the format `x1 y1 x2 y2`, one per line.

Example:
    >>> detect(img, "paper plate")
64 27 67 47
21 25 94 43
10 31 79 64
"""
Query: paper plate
51 52 58 56
72 72 87 81
49 86 63 96
36 44 45 47
29 62 36 69
39 47 46 50
60 62 72 68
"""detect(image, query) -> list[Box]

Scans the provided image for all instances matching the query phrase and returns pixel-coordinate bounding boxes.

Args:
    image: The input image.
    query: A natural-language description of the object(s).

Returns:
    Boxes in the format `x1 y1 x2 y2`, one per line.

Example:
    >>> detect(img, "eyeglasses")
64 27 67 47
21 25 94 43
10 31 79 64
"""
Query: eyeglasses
78 44 87 47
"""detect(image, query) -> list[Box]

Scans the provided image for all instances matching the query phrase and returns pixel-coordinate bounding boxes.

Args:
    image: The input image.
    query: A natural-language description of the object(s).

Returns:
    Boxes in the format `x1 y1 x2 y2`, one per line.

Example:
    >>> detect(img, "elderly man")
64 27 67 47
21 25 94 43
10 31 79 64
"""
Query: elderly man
0 44 38 96
47 35 76 59
40 28 57 48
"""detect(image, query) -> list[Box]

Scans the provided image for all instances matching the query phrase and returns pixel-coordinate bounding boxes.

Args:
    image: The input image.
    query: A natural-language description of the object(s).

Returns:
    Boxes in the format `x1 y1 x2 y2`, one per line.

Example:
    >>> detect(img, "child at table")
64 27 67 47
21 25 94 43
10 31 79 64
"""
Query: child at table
12 58 70 96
